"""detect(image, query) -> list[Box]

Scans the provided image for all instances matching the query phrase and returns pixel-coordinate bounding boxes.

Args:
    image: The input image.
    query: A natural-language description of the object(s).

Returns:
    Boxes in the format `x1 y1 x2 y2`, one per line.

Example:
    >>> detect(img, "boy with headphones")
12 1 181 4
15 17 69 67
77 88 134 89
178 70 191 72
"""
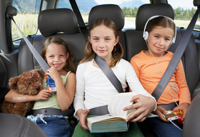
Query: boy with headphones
130 15 191 137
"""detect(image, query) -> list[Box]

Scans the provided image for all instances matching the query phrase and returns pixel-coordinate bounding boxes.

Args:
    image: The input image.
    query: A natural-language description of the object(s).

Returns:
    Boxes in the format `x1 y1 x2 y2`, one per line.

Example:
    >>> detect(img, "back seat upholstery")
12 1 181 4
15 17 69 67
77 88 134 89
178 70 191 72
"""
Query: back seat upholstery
16 3 200 137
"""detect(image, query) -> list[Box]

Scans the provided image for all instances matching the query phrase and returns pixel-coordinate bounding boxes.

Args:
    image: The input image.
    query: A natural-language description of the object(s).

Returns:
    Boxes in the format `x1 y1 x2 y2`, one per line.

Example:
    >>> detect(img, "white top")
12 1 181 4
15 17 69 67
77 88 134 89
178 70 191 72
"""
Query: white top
74 59 156 115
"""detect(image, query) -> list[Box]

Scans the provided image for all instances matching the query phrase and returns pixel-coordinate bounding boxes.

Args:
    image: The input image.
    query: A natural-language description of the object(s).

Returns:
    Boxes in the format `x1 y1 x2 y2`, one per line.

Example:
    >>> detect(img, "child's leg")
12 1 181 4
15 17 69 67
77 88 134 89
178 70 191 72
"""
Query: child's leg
109 122 144 137
72 123 106 137
37 117 71 137
145 118 182 137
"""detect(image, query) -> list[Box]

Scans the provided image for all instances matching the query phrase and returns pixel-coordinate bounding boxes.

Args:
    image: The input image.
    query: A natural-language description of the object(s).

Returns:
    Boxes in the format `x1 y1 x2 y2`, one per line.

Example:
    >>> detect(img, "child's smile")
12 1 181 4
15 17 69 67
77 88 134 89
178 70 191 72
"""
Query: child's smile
89 24 119 63
45 43 68 71
146 26 174 57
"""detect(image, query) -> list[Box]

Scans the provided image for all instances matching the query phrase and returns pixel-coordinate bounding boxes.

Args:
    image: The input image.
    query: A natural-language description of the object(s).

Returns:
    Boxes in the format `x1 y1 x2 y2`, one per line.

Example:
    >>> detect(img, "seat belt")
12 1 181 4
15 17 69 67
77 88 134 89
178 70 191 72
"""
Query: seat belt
69 0 88 42
5 5 49 73
88 55 123 115
95 55 123 93
152 8 200 101
12 18 49 73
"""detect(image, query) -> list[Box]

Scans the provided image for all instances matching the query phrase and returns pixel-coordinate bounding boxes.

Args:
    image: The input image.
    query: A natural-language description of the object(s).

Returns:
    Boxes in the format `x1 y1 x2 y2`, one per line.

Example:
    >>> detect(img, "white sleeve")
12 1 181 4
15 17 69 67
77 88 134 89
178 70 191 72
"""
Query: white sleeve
125 62 157 110
73 64 85 117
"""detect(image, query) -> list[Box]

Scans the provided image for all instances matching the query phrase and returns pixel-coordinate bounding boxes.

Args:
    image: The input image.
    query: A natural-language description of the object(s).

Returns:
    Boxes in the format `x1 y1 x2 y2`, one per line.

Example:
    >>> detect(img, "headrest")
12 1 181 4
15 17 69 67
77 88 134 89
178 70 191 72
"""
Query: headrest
89 4 124 30
38 9 79 37
136 3 174 31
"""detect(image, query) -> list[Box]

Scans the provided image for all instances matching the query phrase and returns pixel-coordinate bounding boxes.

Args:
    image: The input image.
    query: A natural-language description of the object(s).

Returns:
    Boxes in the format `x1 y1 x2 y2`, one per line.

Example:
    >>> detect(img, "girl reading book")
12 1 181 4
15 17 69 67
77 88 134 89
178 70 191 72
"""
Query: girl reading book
73 17 156 137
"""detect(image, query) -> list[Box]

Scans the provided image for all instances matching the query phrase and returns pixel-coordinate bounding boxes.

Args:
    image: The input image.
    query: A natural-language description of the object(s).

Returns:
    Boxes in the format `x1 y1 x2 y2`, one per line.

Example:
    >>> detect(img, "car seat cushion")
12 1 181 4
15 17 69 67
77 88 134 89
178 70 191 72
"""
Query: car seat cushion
136 3 174 31
88 4 124 30
38 9 79 37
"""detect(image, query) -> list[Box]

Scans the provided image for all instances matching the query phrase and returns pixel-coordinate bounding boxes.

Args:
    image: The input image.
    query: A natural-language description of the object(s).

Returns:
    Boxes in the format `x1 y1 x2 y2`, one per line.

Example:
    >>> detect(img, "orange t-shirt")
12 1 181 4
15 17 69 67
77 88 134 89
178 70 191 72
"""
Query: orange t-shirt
130 50 191 105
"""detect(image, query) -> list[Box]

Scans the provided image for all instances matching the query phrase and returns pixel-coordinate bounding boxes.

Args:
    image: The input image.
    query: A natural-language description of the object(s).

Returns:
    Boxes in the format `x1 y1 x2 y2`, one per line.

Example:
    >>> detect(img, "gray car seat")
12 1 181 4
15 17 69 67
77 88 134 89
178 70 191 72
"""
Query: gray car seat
0 113 47 137
182 92 200 137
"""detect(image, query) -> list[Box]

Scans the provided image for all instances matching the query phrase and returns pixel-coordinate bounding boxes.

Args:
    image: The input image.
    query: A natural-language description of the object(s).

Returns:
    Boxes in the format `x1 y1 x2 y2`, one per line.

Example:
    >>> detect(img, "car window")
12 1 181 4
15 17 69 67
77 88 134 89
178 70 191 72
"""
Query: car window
12 0 42 42
168 0 200 31
75 0 150 29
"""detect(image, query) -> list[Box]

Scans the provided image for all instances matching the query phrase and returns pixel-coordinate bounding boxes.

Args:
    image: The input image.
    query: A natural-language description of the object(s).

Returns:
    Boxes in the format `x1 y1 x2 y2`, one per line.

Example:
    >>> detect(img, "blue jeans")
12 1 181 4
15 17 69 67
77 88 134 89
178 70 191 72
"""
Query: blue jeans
145 118 182 137
36 117 71 137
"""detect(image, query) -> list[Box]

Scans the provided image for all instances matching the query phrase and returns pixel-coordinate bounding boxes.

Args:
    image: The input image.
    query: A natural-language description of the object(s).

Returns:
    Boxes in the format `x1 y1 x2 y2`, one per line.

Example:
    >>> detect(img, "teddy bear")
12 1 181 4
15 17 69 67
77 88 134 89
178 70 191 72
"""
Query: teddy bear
1 69 44 117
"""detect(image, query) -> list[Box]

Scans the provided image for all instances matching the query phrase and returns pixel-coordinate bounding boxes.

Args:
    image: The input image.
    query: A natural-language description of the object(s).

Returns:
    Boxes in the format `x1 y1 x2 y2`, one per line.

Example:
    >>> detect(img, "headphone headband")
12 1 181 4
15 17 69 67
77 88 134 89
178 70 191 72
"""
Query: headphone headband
143 15 177 44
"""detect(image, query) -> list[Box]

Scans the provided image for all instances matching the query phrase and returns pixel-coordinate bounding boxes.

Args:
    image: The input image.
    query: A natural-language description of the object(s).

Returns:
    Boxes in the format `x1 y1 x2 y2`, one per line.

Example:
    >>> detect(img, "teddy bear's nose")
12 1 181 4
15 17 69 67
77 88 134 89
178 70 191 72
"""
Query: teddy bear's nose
36 87 40 91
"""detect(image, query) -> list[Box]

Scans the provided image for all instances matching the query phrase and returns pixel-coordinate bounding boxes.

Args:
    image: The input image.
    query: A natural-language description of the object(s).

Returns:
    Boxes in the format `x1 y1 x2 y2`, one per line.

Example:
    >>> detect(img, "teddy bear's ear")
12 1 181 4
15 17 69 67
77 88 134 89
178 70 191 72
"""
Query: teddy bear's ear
9 76 19 90
36 69 45 78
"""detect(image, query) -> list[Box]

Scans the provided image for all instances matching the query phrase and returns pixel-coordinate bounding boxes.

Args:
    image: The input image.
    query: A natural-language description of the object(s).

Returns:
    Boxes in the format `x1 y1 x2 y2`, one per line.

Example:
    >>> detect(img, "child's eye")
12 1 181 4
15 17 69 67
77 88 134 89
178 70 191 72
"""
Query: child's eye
60 55 64 57
165 38 170 41
105 38 110 41
155 35 159 38
93 38 99 41
49 55 53 58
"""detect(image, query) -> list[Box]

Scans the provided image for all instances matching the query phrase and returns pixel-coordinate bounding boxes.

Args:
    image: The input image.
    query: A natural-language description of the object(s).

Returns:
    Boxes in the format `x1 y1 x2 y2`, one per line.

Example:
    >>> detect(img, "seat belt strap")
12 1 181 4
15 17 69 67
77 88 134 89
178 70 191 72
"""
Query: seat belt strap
12 18 50 73
69 0 88 42
88 55 123 116
95 55 123 93
152 8 200 101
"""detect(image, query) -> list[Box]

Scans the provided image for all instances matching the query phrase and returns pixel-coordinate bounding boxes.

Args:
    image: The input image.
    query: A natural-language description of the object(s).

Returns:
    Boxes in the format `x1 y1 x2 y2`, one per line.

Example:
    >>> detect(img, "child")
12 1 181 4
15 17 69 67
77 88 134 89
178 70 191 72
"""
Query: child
130 16 191 137
5 37 76 137
72 17 156 137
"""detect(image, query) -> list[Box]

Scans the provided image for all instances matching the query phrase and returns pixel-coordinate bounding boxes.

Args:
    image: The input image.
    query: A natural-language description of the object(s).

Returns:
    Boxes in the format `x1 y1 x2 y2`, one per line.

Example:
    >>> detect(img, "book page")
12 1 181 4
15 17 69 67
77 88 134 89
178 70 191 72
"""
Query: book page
108 92 138 119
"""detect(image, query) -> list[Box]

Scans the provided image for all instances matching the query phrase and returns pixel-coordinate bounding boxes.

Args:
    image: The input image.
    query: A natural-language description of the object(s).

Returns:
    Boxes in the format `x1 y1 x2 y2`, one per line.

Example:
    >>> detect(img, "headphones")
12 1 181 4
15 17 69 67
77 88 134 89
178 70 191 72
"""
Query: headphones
143 15 177 44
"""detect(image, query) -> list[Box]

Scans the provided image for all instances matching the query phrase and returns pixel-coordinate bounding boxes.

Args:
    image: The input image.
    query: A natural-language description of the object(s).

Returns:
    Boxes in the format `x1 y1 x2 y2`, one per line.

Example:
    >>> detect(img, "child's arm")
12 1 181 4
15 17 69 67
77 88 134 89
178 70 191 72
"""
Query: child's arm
77 109 90 130
124 61 156 122
173 103 189 122
5 89 52 103
154 106 168 122
123 94 156 122
46 67 76 111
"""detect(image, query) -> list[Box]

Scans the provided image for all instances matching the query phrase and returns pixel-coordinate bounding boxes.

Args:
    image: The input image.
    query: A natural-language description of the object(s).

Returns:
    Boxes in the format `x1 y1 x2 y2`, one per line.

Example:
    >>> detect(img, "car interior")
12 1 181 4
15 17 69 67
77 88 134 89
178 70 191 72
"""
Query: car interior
0 0 200 137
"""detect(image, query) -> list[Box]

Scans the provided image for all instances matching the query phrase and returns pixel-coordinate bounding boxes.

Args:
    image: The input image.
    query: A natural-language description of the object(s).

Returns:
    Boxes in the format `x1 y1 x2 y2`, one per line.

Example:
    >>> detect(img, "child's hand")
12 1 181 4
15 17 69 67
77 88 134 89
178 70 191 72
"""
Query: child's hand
46 67 60 81
123 94 155 122
77 109 90 130
36 89 52 101
173 103 189 122
154 106 168 122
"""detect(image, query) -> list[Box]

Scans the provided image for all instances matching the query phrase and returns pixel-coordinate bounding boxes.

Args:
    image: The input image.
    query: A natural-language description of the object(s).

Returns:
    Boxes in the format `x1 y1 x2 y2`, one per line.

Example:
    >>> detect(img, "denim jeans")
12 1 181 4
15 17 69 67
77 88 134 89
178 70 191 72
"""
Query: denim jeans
36 117 71 137
145 118 182 137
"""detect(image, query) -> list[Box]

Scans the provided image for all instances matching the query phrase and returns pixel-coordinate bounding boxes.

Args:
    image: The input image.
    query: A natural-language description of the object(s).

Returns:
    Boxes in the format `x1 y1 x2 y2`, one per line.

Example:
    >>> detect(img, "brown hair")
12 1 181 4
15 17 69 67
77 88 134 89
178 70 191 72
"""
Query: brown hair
146 16 175 37
80 17 124 68
41 37 76 73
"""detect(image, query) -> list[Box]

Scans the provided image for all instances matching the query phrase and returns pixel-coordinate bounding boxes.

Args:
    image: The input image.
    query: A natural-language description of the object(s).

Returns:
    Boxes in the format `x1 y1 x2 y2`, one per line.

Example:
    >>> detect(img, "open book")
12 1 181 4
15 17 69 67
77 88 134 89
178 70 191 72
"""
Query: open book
87 92 158 133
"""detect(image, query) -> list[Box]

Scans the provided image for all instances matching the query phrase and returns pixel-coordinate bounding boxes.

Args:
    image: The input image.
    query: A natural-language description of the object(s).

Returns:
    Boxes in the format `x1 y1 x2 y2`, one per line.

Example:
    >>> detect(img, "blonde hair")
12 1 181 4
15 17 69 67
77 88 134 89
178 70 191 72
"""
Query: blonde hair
80 17 124 68
41 37 76 73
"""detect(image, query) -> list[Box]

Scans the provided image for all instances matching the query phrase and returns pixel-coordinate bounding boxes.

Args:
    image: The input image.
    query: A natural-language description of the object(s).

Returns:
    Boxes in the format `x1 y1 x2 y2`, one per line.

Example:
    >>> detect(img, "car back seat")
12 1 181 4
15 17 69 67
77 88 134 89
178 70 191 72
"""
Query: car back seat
18 8 86 74
125 3 200 137
88 4 127 59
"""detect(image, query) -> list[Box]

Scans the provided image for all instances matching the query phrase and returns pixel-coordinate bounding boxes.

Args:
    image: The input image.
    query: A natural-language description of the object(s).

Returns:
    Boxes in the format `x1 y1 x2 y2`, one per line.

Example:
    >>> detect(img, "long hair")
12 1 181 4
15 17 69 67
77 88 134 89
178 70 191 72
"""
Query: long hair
41 37 76 73
80 17 124 68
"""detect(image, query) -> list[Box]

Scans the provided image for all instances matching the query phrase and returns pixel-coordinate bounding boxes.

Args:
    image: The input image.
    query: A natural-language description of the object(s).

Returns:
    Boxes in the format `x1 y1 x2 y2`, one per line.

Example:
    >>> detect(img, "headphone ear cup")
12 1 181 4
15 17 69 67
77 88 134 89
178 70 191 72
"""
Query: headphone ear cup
143 31 149 41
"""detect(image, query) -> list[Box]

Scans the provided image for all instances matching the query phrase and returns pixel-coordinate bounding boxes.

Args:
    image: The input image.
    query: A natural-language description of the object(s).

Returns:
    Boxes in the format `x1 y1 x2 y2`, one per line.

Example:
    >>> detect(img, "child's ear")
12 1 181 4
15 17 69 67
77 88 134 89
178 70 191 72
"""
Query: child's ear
88 36 91 43
115 36 119 46
66 52 69 60
9 76 19 90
